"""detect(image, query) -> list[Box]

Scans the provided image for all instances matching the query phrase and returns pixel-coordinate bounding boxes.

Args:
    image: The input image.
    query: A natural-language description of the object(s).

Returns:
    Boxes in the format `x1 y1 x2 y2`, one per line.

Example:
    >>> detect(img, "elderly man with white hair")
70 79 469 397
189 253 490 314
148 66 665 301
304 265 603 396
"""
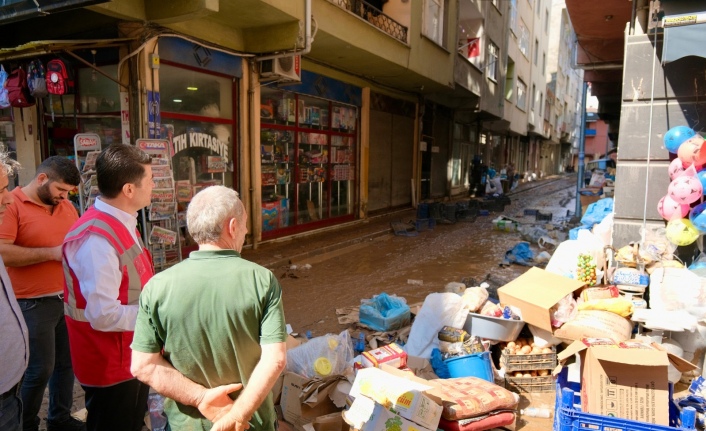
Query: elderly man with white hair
130 186 287 431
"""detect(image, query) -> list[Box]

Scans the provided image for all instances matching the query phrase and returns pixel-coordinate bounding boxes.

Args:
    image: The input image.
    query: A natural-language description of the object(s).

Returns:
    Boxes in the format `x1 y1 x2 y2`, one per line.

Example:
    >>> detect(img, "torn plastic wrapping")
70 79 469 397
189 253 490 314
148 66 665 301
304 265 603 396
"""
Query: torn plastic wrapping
286 330 354 379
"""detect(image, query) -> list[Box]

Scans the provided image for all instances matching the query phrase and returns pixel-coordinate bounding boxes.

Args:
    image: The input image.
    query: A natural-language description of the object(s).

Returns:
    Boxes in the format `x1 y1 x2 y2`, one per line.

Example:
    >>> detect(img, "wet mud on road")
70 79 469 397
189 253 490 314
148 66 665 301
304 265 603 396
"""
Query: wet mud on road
278 176 578 337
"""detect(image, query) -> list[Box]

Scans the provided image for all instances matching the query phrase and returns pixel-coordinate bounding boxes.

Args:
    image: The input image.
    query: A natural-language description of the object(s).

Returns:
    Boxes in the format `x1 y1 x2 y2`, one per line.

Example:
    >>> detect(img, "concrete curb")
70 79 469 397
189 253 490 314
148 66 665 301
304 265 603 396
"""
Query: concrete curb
262 228 393 270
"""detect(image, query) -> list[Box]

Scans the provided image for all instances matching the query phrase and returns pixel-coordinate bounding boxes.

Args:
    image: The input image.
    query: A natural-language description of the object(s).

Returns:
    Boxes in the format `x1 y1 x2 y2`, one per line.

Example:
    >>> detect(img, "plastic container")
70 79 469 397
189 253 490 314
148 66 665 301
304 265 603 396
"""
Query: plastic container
535 211 553 222
463 312 525 342
506 375 554 393
522 407 551 418
444 351 493 382
501 346 557 372
554 368 697 431
416 203 430 219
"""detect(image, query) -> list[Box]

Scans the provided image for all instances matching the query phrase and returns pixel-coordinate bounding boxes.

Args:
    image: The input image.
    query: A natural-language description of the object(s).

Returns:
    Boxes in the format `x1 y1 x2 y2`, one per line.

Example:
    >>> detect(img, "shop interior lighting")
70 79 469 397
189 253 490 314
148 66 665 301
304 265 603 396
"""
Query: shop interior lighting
187 86 198 91
173 99 182 103
91 50 98 82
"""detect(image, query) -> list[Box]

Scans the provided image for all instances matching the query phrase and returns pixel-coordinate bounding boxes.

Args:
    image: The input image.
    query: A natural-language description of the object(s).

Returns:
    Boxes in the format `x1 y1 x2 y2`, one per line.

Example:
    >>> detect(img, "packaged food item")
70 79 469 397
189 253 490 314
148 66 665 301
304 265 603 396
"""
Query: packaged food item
361 343 408 368
580 286 619 302
438 326 469 343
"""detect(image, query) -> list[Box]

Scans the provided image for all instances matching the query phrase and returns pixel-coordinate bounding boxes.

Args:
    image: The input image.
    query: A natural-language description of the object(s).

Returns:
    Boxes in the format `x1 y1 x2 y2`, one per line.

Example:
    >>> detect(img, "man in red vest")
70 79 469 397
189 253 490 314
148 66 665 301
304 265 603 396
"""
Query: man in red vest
62 144 155 431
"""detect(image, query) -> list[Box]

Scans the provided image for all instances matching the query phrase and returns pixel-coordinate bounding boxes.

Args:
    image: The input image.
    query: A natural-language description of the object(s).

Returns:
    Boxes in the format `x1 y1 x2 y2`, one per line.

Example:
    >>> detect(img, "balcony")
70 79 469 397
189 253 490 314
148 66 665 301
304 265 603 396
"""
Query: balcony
327 0 408 43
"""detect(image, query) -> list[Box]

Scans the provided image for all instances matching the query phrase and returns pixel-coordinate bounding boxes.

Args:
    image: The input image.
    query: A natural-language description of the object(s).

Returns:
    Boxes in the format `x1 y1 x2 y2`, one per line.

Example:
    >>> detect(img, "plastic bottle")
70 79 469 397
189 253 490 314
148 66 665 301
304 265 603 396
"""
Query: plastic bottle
502 306 512 319
305 330 312 340
355 333 366 355
520 407 551 418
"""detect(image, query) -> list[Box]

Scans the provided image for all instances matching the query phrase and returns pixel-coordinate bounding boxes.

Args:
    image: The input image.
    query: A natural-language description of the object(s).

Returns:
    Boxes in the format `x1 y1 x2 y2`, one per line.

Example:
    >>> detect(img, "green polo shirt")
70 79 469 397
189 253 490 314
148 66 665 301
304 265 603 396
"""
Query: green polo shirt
132 249 287 431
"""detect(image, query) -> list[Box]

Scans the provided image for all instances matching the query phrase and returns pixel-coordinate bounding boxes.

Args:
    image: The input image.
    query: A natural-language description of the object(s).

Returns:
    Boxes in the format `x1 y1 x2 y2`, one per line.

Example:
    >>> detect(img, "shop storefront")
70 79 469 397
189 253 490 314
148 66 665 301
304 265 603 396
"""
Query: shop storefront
259 72 361 239
155 37 242 253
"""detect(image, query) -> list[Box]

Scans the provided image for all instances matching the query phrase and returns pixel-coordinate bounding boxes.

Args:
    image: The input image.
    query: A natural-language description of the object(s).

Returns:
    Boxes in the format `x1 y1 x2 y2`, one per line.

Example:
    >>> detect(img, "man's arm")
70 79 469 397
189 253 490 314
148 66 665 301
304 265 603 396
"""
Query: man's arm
211 342 287 431
0 239 62 267
131 351 243 422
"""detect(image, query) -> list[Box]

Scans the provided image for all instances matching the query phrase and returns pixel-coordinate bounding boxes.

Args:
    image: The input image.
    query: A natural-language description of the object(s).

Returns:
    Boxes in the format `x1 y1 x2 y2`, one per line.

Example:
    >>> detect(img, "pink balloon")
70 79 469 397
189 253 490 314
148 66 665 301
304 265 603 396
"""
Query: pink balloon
658 195 690 221
669 158 687 179
678 135 706 166
668 175 703 204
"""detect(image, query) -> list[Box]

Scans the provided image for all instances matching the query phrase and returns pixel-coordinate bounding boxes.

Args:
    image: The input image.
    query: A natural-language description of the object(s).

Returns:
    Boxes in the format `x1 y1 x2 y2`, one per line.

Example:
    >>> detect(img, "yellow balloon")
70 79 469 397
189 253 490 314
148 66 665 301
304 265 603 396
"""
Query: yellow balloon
666 218 700 246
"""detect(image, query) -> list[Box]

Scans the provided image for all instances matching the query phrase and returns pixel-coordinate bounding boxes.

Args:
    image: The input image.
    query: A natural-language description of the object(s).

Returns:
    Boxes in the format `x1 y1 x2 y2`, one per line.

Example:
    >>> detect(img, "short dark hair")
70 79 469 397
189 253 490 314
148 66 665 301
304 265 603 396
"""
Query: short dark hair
96 145 151 199
37 156 81 186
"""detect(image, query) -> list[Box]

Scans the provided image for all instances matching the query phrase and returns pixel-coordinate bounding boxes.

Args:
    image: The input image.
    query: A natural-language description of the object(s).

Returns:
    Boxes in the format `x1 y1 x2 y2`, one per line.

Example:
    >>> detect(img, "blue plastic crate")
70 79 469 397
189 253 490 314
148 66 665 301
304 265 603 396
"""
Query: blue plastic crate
553 369 696 431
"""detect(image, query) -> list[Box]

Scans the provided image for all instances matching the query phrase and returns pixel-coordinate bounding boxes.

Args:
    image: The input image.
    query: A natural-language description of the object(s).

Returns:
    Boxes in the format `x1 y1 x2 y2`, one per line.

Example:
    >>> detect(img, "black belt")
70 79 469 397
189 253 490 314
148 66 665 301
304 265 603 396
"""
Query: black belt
17 294 64 301
0 383 19 402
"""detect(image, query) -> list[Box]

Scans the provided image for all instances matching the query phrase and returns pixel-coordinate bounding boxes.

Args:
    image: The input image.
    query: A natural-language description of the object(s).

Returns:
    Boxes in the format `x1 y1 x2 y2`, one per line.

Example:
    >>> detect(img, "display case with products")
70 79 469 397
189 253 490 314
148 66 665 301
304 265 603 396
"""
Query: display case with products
260 87 357 237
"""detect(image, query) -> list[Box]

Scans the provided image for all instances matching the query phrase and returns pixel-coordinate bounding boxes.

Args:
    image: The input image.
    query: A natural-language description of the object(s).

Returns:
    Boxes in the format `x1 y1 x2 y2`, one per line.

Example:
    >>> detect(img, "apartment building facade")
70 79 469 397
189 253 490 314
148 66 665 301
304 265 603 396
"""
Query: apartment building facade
0 0 574 251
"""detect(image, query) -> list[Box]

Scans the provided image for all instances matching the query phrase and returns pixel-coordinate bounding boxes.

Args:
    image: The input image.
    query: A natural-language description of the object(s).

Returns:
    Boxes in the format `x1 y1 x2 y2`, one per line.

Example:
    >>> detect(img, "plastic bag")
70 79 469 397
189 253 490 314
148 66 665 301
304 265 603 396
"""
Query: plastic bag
147 393 168 431
649 267 706 316
550 293 577 327
405 293 468 358
546 230 605 279
461 286 489 312
359 293 410 332
502 242 534 266
444 282 467 295
286 330 354 379
580 198 613 228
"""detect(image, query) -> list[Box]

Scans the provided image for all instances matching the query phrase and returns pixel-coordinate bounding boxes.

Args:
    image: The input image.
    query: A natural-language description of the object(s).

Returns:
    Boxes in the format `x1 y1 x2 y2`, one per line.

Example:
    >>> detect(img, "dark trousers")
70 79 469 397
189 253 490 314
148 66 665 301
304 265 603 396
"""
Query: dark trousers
82 380 149 431
0 384 22 431
17 296 75 431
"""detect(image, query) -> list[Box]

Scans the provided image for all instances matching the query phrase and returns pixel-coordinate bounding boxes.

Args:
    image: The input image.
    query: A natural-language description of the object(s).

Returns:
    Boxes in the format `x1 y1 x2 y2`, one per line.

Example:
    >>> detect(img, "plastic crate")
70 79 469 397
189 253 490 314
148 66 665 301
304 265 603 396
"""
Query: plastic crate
429 202 445 221
416 203 430 219
481 200 505 212
553 369 696 431
535 211 553 222
415 218 434 232
524 209 539 216
444 203 458 222
500 347 557 372
505 374 554 393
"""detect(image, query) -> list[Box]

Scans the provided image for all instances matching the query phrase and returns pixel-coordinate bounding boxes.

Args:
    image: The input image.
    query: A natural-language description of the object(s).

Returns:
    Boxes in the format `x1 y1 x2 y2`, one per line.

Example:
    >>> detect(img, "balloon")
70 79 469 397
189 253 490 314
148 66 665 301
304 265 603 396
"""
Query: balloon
664 126 697 154
677 135 706 166
658 195 690 221
690 202 706 232
669 158 688 179
668 175 703 204
697 169 706 194
666 218 700 246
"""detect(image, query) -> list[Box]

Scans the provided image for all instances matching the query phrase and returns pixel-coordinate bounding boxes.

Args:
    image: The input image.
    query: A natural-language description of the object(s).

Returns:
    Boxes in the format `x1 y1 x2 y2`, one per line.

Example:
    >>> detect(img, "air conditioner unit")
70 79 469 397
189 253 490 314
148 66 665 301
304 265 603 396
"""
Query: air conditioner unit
259 55 301 82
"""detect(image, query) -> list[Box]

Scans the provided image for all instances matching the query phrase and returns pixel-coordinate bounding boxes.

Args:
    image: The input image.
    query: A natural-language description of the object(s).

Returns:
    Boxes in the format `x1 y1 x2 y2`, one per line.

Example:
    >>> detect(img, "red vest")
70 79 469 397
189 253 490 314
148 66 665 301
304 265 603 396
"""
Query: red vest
62 207 154 387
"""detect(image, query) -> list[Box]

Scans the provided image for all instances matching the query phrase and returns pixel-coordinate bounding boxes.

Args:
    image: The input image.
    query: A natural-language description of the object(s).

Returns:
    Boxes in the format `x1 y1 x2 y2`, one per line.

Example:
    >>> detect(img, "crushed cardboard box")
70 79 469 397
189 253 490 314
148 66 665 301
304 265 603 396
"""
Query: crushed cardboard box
280 373 347 431
498 267 585 332
556 339 696 425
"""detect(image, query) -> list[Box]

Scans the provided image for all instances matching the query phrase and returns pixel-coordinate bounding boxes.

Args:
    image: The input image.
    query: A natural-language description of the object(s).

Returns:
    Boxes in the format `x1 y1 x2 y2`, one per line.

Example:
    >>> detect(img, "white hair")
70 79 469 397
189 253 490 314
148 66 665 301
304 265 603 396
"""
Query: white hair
0 151 20 177
187 186 245 244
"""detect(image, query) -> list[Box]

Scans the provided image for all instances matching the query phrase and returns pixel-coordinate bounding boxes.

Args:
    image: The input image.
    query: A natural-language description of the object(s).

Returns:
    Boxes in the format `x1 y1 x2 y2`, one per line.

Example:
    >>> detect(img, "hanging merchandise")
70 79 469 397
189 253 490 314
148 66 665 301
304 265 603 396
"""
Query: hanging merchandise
664 125 697 154
45 58 75 120
665 218 699 246
27 59 47 99
6 66 35 108
677 135 706 167
668 174 702 205
657 194 690 221
0 65 9 108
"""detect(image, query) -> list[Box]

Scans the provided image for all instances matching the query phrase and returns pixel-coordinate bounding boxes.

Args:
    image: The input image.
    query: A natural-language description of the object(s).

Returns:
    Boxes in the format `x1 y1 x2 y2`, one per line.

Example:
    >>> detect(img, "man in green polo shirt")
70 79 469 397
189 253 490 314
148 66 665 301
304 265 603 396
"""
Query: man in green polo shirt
130 186 287 431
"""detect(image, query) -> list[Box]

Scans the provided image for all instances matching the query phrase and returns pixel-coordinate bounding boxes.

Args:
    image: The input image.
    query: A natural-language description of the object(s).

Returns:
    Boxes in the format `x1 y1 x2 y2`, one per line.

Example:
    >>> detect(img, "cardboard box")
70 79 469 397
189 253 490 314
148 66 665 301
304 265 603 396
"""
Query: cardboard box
498 267 585 332
280 373 345 431
344 395 436 431
301 412 347 431
556 339 696 425
349 366 442 430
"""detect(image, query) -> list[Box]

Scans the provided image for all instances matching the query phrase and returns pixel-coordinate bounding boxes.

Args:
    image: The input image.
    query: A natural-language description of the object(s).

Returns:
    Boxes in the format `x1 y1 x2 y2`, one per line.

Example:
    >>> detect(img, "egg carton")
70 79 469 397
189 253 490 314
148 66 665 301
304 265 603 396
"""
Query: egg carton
500 347 557 372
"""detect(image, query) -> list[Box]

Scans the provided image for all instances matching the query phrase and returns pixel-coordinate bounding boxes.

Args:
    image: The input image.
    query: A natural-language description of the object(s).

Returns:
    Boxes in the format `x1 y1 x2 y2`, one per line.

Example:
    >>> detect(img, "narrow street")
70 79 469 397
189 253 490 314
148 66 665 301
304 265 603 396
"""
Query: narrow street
261 175 578 337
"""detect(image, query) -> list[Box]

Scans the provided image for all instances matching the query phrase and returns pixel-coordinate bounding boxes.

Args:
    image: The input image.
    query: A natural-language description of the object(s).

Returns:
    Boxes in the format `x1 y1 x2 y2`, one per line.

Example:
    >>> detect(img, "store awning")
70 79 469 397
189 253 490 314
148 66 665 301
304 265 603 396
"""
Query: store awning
0 38 134 61
662 12 706 63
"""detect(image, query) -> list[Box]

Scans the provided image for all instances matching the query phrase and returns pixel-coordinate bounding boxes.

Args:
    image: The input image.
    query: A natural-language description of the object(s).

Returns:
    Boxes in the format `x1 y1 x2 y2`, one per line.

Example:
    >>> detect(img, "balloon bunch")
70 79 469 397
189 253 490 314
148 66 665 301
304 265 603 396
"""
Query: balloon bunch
659 126 706 246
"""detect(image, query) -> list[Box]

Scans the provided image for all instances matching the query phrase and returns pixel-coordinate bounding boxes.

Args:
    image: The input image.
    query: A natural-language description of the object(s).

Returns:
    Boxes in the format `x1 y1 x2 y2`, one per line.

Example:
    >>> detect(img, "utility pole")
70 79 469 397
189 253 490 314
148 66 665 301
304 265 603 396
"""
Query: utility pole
575 81 588 216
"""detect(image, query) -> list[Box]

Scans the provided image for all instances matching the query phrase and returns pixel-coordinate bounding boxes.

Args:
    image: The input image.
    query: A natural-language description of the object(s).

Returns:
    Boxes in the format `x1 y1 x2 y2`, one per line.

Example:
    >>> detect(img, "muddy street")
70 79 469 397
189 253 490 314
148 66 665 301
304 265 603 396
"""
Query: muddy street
276 175 578 337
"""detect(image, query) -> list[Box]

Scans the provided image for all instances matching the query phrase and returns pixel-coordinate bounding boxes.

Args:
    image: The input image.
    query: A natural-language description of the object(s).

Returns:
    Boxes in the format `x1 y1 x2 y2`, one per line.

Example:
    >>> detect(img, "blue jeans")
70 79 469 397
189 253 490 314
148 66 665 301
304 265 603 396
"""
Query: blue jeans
17 296 75 431
0 386 22 431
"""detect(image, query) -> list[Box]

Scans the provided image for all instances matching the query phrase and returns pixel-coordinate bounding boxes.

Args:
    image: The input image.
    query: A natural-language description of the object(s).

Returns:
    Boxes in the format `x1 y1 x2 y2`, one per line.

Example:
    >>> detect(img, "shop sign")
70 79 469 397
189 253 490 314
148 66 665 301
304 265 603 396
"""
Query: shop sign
147 91 161 139
120 91 130 145
73 133 101 151
172 132 229 162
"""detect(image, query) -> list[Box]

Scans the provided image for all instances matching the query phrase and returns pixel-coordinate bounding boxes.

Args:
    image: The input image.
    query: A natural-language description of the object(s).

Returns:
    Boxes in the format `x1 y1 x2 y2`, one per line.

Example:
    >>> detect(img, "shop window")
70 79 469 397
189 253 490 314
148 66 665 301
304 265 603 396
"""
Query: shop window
160 62 236 250
260 87 357 237
78 65 119 113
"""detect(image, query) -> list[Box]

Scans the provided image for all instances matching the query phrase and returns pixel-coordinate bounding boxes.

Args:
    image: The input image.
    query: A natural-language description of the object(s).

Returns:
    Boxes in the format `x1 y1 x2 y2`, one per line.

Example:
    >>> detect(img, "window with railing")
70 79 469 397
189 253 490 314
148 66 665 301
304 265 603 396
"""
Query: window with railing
327 0 408 43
